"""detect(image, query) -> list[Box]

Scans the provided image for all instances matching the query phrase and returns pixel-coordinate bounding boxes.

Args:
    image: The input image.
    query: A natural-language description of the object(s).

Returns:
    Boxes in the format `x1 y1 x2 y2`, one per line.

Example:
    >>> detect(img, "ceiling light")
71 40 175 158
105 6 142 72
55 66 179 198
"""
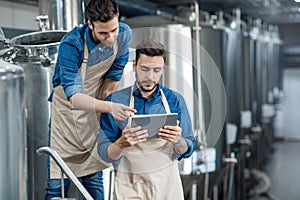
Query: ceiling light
295 0 300 2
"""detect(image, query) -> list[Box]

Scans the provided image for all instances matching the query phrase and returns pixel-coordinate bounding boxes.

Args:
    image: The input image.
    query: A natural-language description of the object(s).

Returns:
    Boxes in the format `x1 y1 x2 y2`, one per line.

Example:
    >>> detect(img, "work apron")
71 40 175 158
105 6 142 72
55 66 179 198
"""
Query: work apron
114 87 184 200
50 40 117 178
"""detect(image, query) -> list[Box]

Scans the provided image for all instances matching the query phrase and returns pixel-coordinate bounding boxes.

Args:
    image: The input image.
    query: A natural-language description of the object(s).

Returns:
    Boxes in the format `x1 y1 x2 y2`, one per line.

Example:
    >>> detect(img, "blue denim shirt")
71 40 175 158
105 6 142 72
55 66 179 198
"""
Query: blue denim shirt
49 22 132 101
98 83 195 166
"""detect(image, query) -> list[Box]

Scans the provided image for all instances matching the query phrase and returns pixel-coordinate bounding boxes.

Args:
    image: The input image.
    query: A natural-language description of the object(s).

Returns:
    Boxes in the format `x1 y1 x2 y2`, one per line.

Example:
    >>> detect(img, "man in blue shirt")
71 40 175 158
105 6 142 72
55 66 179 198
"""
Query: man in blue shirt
46 0 135 199
98 39 195 199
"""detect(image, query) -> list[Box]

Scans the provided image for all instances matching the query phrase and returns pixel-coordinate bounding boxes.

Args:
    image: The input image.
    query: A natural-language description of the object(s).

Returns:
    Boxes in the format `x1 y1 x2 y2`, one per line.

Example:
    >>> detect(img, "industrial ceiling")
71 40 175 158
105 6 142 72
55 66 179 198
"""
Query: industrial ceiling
143 0 300 24
4 0 300 24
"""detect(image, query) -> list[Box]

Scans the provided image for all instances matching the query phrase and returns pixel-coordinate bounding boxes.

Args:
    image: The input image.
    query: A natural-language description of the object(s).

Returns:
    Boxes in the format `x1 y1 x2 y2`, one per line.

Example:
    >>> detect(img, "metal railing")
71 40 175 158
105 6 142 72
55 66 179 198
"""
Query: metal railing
36 147 94 200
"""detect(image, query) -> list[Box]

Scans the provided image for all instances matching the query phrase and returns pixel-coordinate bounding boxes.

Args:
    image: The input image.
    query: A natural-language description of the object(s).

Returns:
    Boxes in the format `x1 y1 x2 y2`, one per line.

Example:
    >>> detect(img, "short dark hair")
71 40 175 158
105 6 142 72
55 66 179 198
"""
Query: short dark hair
85 0 119 23
135 39 166 62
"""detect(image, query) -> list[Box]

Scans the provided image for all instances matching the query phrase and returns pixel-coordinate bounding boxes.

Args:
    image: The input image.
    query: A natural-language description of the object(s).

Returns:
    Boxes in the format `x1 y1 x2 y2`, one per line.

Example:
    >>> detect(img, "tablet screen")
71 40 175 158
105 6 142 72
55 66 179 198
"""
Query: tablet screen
131 113 178 139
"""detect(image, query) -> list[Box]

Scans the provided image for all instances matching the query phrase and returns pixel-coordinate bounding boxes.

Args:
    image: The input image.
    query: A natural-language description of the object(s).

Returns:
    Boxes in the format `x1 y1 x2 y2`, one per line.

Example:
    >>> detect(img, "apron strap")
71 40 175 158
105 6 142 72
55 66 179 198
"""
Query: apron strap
128 86 135 127
80 40 89 87
160 89 171 114
128 85 171 126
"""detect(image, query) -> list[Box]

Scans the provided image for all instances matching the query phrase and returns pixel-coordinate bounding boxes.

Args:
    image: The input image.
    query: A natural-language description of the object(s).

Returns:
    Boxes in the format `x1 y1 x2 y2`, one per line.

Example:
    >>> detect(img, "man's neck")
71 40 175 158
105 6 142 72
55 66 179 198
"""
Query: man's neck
141 90 155 99
135 83 157 99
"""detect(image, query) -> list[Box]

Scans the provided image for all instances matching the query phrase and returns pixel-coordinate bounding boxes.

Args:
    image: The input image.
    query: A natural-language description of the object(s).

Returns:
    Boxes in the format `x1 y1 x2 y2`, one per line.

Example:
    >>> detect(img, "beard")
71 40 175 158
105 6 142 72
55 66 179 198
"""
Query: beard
91 30 115 46
136 80 158 93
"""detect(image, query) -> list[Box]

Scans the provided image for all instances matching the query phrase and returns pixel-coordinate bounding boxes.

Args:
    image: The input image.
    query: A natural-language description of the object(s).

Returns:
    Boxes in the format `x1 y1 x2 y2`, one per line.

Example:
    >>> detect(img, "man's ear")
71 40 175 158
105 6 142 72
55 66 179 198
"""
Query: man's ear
87 20 93 30
132 60 137 71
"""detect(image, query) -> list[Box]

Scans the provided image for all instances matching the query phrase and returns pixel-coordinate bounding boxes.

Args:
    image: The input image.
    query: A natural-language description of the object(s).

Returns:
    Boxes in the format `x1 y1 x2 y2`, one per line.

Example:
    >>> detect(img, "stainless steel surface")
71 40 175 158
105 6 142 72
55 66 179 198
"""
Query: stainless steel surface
1 30 67 200
223 27 243 125
3 0 300 24
0 59 27 200
253 36 263 125
267 34 282 104
198 24 227 169
124 15 195 129
146 0 300 24
124 14 198 178
8 30 67 61
241 33 254 112
125 12 228 174
36 147 93 200
39 0 86 30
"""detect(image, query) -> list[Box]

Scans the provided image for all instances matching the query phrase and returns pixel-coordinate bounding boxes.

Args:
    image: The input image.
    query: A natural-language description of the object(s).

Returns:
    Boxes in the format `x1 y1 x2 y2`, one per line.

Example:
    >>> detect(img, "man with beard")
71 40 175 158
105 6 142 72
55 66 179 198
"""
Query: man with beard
46 0 135 199
98 39 195 199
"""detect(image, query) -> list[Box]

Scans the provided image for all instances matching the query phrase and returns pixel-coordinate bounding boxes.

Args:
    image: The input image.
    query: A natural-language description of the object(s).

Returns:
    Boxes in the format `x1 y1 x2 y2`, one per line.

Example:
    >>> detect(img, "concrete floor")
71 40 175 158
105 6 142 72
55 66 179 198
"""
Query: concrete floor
264 140 300 200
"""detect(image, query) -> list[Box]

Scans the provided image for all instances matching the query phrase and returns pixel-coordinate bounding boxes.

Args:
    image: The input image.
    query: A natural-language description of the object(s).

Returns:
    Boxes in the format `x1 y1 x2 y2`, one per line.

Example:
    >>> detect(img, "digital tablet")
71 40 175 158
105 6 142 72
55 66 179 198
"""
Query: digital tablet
131 113 178 139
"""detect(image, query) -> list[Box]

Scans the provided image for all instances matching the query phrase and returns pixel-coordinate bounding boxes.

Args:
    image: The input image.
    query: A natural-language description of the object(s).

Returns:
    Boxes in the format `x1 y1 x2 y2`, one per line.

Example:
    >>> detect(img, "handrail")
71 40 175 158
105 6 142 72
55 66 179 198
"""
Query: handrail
36 147 93 200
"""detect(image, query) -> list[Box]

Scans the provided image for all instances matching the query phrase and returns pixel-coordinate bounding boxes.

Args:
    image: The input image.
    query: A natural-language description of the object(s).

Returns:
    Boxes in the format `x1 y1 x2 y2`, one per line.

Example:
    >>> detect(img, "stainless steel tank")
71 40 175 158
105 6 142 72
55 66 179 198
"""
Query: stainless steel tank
124 13 227 173
1 30 67 200
0 59 27 200
241 30 255 129
253 35 263 125
39 0 86 30
124 15 195 128
196 12 244 167
223 27 243 127
197 22 227 169
123 15 196 176
266 28 282 105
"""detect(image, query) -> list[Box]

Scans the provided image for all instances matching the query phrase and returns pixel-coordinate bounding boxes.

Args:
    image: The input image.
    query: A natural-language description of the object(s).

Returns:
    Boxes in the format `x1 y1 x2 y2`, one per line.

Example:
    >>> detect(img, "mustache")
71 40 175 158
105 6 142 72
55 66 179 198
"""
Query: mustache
141 80 156 84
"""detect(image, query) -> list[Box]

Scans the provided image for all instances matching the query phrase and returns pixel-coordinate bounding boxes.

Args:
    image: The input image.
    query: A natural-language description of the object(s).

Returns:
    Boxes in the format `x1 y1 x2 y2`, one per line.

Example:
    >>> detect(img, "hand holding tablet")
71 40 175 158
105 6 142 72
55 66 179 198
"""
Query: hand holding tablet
131 113 178 139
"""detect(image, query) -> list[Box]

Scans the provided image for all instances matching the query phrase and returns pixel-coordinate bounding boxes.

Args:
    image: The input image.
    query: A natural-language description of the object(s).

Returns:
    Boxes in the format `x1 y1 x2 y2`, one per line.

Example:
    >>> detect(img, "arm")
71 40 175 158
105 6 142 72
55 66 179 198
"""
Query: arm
107 124 148 160
158 91 195 158
58 34 135 120
70 94 135 121
100 78 120 100
98 107 148 164
158 121 189 155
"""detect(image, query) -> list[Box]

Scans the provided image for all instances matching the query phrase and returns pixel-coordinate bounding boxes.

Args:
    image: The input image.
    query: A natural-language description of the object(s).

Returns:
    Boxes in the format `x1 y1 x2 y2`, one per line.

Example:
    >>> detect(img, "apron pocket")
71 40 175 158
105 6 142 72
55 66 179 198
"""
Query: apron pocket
114 172 157 200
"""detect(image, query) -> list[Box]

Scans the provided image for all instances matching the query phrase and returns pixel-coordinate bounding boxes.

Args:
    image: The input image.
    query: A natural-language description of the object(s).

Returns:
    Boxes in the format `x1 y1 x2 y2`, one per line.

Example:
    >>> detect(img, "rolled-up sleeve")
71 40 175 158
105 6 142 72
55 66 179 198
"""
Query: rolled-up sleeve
98 96 123 166
173 92 196 160
57 39 84 99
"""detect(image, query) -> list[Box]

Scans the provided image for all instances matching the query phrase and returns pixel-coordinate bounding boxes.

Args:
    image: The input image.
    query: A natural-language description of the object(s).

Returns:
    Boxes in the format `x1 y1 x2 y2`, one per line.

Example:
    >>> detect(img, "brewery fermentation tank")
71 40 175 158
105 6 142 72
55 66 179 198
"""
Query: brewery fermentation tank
0 60 26 200
124 13 228 170
124 15 195 129
197 20 244 169
39 0 86 30
241 31 255 128
2 30 67 200
123 15 197 177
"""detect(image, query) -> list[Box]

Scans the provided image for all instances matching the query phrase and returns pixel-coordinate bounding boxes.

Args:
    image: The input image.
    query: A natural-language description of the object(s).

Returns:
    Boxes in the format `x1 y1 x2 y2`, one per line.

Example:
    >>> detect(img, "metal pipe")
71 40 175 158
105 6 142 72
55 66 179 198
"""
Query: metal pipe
36 147 93 200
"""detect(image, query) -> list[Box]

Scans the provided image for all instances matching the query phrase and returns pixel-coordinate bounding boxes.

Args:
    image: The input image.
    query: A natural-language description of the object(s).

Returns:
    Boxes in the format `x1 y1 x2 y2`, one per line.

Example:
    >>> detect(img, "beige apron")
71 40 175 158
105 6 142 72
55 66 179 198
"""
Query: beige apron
114 87 184 200
50 40 118 178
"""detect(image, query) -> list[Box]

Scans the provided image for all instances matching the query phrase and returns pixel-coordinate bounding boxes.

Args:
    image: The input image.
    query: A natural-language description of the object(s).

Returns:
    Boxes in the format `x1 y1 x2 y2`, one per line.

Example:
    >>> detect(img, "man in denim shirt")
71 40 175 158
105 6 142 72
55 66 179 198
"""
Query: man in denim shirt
46 0 135 199
98 40 195 199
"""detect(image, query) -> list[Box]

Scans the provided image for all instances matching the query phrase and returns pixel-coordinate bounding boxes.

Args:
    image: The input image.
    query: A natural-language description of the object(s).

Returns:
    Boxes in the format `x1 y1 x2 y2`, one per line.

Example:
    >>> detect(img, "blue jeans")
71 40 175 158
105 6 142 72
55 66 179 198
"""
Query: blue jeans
45 171 104 200
46 121 104 200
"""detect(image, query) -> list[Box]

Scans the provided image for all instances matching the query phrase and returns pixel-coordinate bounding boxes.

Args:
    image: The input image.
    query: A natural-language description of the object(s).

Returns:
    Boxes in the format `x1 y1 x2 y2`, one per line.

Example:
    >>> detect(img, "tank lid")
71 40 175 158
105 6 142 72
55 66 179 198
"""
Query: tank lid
9 30 67 48
0 59 24 77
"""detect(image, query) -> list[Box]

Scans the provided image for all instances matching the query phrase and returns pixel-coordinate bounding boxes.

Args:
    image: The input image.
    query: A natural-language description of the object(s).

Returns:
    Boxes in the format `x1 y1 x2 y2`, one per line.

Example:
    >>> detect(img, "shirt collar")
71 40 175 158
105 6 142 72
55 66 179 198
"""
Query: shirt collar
132 82 162 99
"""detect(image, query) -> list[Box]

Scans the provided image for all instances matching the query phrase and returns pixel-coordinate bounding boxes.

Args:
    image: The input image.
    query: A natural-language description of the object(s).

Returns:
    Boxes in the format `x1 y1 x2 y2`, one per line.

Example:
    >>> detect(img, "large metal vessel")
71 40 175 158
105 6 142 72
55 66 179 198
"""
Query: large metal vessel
197 22 227 169
123 15 199 181
39 0 86 30
124 12 227 199
1 30 67 200
0 59 27 200
124 15 195 129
